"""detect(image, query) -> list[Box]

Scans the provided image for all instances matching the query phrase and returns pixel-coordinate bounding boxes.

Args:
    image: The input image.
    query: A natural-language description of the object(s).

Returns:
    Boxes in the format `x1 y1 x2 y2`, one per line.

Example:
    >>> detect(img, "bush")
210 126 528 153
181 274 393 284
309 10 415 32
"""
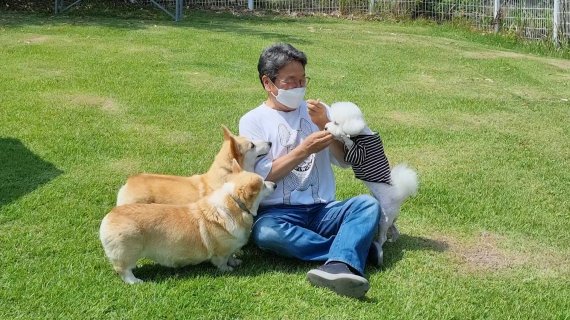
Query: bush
1 0 53 12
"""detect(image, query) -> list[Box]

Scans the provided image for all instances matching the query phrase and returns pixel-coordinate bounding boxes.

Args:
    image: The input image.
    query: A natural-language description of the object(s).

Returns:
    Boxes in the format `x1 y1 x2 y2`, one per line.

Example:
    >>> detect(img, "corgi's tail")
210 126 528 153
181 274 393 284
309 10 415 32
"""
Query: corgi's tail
390 164 419 201
116 184 129 206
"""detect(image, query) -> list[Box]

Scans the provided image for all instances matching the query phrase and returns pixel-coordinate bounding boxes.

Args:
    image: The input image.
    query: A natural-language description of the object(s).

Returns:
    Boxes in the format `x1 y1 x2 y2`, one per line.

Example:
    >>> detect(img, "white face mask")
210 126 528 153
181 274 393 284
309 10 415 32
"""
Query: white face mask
272 87 306 110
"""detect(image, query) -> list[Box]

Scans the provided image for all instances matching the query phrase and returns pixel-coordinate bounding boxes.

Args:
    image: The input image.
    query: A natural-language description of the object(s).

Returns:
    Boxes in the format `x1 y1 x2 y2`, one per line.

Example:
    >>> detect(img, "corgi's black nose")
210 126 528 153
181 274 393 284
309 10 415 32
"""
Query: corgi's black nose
268 142 272 147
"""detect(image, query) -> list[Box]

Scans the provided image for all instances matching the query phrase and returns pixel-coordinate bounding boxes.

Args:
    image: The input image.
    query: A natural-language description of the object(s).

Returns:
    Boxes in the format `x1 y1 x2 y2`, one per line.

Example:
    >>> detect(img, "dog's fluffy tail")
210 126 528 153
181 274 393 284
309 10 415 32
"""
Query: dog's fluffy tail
390 164 419 201
116 184 129 206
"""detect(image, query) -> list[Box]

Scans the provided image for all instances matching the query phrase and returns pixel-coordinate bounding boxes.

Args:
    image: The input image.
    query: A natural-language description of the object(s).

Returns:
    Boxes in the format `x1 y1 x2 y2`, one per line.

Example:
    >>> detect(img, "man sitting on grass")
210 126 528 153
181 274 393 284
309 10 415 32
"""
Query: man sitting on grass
239 42 382 299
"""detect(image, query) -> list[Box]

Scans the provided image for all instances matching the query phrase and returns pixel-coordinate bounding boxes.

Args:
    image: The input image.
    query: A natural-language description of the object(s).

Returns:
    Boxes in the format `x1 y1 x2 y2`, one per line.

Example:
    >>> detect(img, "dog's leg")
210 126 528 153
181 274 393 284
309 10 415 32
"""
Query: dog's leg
120 269 143 284
112 261 143 284
387 223 400 242
228 255 242 267
211 256 233 271
103 233 144 284
365 182 391 246
341 135 354 148
376 211 390 247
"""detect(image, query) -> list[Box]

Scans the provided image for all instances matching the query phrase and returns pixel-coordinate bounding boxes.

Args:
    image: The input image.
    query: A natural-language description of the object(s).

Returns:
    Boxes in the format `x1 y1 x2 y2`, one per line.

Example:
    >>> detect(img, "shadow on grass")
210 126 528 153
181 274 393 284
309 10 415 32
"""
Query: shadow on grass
132 234 449 283
0 6 336 44
377 234 449 270
133 243 313 283
0 138 63 214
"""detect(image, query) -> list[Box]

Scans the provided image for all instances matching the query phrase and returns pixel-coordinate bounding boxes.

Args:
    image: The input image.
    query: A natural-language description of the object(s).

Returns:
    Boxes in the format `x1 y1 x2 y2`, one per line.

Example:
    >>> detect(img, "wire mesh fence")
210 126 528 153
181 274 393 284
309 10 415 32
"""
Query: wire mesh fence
184 0 569 44
66 0 570 45
501 0 557 39
253 0 369 14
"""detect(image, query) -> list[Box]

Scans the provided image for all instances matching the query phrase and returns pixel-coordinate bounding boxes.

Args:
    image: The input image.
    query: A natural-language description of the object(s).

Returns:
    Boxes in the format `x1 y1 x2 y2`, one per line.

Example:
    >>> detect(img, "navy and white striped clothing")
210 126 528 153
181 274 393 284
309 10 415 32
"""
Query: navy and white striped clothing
344 133 392 184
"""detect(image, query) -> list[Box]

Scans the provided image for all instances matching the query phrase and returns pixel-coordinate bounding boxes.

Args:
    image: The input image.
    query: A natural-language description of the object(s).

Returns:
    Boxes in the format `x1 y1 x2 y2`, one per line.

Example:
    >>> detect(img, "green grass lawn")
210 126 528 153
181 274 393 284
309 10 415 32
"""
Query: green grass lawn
1 9 569 319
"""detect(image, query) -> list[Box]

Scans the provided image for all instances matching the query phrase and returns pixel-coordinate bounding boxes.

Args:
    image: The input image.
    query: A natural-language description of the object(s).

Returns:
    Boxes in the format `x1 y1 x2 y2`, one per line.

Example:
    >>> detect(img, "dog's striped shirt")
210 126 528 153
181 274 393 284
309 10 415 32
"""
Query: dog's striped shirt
344 133 392 184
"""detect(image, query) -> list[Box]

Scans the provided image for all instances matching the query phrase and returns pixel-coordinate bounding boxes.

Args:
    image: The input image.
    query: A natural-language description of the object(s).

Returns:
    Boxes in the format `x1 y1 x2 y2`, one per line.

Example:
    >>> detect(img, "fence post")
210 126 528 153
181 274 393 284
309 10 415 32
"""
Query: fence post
493 0 501 33
553 0 560 46
368 0 375 14
248 0 254 10
175 0 183 21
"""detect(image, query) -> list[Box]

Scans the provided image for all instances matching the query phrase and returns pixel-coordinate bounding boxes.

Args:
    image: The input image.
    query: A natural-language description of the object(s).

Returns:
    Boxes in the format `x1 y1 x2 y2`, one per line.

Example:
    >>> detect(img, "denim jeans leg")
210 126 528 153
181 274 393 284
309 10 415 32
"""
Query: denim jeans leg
252 195 380 275
309 195 381 275
252 204 334 261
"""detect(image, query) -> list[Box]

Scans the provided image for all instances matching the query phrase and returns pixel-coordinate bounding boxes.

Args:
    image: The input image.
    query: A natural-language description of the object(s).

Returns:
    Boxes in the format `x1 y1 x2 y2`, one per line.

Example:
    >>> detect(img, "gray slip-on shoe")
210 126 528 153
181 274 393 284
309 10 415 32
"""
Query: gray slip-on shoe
307 263 370 298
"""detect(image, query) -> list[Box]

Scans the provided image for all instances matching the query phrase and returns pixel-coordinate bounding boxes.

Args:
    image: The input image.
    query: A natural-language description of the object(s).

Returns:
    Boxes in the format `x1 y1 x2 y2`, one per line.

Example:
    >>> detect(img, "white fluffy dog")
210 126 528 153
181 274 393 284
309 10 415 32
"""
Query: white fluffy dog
325 102 419 264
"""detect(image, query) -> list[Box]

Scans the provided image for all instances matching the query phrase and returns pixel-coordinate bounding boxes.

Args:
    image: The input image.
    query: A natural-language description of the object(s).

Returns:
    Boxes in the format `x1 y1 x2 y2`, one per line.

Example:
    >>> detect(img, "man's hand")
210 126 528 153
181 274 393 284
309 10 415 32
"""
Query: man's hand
307 99 330 130
298 130 334 157
265 130 334 182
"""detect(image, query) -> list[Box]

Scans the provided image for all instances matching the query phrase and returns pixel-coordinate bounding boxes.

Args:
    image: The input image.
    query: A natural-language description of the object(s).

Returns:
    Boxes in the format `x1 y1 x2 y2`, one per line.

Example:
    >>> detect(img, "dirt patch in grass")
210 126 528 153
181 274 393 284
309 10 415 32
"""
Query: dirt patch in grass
22 35 50 44
434 231 570 275
392 144 451 173
120 122 195 146
21 65 66 79
386 110 519 133
464 50 570 70
70 94 120 113
386 111 430 128
179 70 233 90
107 158 140 175
42 92 122 114
452 232 520 271
165 131 194 145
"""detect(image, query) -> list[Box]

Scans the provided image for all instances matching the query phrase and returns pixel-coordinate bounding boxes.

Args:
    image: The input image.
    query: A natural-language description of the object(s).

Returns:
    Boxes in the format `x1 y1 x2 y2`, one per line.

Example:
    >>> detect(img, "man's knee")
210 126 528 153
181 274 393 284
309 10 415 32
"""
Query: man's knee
353 194 381 224
252 217 283 250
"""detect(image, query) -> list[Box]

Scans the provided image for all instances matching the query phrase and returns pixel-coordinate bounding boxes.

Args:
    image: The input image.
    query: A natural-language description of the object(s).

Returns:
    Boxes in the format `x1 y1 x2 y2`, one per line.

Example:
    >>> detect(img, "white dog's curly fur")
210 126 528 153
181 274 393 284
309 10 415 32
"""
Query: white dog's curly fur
325 102 419 264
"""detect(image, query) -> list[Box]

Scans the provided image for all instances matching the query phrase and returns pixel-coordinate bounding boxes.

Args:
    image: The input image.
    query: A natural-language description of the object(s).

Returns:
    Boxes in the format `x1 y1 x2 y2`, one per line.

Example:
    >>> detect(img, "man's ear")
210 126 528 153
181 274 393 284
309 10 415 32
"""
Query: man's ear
231 158 242 174
222 125 233 141
261 75 272 92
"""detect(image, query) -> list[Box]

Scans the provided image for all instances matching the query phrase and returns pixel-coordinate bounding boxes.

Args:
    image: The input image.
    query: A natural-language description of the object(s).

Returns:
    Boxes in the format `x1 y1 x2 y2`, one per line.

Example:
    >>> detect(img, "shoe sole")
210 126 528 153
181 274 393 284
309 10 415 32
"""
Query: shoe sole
307 269 370 298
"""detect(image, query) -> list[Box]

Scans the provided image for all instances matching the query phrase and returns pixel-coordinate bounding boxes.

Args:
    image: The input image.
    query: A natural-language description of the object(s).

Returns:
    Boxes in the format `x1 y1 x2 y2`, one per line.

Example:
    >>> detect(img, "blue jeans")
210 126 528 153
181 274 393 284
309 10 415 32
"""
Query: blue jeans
252 195 381 276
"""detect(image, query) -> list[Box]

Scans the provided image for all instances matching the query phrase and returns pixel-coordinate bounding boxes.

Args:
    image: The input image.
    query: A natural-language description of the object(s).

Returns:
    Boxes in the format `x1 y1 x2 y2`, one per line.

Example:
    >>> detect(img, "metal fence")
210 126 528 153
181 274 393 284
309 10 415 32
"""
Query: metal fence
55 0 570 45
186 0 570 45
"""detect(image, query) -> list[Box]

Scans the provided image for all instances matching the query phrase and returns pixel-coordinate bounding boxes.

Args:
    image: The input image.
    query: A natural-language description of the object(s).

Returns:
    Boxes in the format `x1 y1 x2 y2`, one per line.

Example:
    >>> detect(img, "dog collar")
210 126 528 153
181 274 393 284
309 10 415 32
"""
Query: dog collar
230 195 252 215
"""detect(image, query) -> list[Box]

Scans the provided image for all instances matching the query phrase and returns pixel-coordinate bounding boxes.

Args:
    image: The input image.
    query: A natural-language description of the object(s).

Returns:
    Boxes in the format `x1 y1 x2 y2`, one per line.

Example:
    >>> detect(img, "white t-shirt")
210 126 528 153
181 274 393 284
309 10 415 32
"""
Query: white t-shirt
239 102 336 206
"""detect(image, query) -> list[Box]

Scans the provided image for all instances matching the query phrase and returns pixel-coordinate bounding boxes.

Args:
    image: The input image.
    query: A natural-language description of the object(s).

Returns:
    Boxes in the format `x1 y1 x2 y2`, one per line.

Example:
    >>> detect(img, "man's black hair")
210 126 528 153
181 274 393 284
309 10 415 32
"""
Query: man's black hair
257 43 307 87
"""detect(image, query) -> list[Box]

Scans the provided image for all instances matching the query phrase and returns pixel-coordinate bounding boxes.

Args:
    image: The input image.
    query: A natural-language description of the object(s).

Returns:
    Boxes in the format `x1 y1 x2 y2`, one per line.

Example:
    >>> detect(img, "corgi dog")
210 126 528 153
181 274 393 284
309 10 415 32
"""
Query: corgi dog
100 160 276 284
116 126 271 205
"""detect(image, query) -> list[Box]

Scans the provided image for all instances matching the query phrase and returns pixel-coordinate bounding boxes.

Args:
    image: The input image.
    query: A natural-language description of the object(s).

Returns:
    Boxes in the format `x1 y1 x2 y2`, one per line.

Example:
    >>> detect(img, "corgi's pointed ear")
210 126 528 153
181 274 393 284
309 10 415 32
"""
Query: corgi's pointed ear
231 158 242 174
222 125 233 141
228 135 241 163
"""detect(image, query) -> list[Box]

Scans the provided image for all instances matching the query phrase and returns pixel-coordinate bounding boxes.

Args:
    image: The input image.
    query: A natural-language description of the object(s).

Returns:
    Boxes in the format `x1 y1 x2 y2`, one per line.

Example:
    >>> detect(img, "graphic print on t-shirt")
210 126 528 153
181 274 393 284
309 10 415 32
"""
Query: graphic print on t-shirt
278 118 321 205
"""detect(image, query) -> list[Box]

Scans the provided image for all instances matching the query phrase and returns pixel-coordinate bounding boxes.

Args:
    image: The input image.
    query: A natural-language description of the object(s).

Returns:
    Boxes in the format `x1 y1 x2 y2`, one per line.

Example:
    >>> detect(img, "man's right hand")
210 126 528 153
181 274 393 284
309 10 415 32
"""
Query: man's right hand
265 130 334 182
298 130 334 156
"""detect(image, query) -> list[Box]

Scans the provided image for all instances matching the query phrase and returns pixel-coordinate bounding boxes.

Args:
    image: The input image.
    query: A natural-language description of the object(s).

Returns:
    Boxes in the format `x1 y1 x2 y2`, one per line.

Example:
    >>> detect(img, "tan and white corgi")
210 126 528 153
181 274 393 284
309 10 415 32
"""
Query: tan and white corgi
100 160 275 284
116 126 271 205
